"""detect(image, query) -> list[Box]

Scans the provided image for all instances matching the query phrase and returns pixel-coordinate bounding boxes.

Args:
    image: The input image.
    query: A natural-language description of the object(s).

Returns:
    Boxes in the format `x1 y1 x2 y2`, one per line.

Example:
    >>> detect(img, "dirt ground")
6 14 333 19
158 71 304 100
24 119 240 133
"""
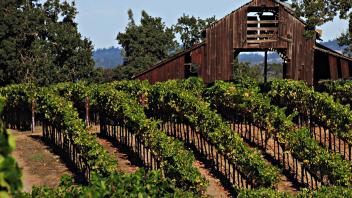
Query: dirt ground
10 127 73 192
193 160 231 198
10 123 294 197
91 125 231 197
233 123 301 194
96 137 140 174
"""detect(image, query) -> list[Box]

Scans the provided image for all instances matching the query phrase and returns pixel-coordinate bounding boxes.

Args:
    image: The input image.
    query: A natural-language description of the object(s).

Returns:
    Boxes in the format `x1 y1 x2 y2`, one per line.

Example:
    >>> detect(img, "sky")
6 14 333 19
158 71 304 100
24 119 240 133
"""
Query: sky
73 0 349 49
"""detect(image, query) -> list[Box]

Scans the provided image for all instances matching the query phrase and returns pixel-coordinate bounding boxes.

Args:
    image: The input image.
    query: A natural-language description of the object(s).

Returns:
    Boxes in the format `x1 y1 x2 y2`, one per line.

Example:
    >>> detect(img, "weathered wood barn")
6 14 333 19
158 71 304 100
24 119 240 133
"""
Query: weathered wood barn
134 0 352 85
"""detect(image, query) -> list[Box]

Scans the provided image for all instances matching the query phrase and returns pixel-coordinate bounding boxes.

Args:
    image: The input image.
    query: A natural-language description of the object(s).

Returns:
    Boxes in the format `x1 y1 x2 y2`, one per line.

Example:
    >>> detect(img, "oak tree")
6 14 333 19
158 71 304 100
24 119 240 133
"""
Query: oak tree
116 10 177 79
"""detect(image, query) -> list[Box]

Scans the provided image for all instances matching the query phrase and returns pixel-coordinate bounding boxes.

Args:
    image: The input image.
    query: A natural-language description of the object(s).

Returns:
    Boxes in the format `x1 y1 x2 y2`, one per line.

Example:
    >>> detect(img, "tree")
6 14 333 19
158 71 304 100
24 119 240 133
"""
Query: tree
174 15 216 49
44 0 95 83
233 58 248 81
91 67 115 83
0 0 41 85
338 18 352 56
268 63 283 80
0 0 95 86
292 0 352 56
233 58 282 82
233 59 263 82
116 10 177 79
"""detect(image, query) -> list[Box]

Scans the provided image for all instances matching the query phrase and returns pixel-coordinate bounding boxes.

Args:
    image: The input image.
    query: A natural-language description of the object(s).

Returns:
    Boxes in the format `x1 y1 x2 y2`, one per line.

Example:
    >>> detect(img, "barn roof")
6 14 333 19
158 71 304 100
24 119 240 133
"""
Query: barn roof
133 43 205 78
207 0 306 29
315 42 352 62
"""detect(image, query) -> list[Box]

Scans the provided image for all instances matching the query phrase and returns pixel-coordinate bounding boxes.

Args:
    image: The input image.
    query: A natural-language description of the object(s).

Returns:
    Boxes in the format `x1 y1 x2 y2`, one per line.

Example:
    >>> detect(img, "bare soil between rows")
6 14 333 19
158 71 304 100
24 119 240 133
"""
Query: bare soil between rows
10 127 73 192
90 125 232 198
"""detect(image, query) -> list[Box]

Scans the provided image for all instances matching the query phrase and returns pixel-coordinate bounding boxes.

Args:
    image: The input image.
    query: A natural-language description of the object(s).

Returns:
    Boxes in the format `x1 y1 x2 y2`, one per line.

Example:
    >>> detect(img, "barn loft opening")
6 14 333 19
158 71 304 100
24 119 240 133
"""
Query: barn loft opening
247 7 279 44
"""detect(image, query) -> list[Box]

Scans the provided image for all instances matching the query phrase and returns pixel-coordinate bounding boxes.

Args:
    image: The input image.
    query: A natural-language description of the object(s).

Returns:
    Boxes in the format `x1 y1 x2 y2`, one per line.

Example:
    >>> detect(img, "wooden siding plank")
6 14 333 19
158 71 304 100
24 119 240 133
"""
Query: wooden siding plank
341 59 350 78
329 55 338 80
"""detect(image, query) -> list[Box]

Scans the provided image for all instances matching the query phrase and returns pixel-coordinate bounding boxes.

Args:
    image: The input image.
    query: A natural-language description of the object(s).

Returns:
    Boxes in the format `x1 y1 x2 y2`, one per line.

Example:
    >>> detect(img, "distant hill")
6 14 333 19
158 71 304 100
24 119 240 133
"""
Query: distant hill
318 39 346 53
93 40 345 68
93 47 123 68
238 53 282 65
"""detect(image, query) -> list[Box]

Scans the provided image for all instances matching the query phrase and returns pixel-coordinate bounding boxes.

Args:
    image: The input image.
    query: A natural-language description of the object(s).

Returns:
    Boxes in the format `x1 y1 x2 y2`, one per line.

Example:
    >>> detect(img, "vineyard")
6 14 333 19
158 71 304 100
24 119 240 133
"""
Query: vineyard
1 78 352 197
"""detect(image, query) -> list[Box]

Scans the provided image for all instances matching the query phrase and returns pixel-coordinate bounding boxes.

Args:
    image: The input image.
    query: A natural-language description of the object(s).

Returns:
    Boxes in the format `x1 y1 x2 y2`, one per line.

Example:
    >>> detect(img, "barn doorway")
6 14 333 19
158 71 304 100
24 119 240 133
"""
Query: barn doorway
234 50 285 82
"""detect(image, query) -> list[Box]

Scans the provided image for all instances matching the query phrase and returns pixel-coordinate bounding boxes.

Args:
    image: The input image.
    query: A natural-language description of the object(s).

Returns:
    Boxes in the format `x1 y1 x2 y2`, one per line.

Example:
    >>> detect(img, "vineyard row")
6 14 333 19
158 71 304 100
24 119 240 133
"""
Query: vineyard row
1 78 352 197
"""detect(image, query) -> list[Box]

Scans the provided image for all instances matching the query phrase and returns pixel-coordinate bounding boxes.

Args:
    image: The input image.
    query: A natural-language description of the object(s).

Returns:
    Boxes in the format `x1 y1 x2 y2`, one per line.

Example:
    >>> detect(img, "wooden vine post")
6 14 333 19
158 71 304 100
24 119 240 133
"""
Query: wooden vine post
31 100 35 133
85 96 90 127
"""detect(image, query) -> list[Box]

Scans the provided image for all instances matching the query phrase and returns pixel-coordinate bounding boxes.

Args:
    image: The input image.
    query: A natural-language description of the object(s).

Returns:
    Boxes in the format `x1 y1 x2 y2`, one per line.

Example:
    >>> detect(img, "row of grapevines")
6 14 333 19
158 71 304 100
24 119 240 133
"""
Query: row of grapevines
239 186 352 197
3 80 352 197
0 84 34 130
205 81 294 139
35 88 117 177
0 96 22 197
29 170 197 198
144 80 279 188
48 82 208 193
0 85 117 178
111 79 280 188
39 82 204 197
93 84 207 193
49 82 97 120
0 84 36 106
317 80 352 107
265 79 352 144
1 84 198 197
206 81 352 186
111 80 151 98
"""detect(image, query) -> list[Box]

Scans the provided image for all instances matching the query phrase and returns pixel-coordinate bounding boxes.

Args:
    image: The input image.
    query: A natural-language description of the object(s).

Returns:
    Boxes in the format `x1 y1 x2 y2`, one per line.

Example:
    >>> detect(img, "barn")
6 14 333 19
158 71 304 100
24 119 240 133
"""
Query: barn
134 0 352 85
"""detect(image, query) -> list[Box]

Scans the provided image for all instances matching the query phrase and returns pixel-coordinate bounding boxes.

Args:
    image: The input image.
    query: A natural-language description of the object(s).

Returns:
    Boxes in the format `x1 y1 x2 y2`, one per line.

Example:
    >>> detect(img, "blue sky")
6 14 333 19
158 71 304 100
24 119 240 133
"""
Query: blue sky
73 0 348 49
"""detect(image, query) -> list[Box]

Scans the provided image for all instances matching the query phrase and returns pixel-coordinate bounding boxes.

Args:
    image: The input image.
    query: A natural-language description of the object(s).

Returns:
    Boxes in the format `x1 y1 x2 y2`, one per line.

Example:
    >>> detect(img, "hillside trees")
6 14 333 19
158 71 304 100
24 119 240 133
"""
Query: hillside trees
233 59 282 82
292 0 352 56
91 67 115 83
45 0 95 83
0 0 95 86
116 9 177 79
115 10 217 80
